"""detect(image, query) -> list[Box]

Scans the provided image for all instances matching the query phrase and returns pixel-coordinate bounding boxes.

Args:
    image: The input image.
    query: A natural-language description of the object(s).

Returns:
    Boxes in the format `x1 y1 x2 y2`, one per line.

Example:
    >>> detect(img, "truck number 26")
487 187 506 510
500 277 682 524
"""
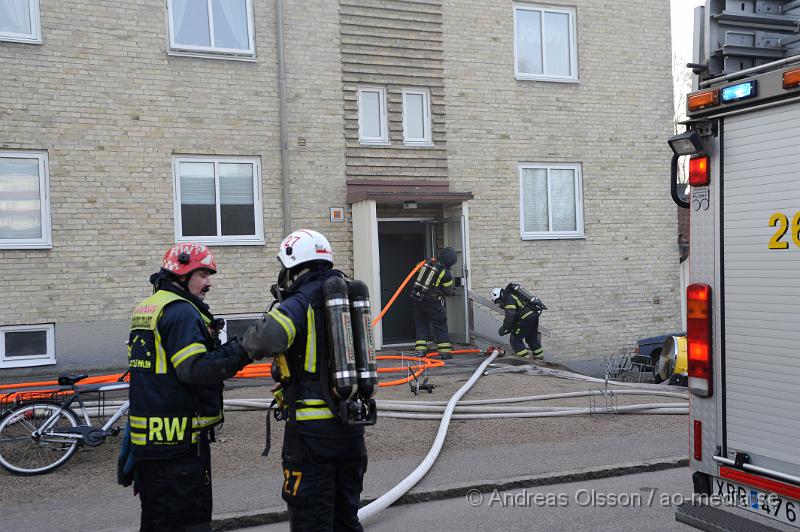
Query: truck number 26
768 212 800 249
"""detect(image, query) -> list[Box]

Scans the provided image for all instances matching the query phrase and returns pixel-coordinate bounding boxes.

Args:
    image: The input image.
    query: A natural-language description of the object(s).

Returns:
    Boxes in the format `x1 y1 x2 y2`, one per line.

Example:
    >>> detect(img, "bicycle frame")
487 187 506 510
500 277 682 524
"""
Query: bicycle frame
35 383 129 441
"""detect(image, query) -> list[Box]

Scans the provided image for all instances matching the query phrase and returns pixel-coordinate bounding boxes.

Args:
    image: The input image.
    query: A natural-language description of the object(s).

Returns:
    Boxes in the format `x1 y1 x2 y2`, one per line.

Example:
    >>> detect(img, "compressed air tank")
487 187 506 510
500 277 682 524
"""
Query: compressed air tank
348 280 378 399
323 277 357 400
508 283 537 306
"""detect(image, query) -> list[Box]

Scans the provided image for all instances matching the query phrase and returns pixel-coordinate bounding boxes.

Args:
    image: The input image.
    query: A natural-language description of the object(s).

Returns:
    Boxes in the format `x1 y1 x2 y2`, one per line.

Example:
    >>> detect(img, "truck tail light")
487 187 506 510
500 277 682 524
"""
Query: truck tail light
688 155 709 186
687 283 712 397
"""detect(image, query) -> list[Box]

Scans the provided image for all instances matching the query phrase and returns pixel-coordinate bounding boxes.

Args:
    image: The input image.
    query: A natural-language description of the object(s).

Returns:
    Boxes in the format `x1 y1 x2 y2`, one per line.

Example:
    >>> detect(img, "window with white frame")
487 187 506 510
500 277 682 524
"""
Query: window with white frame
514 4 577 82
357 86 389 145
0 151 51 249
0 324 55 368
519 163 583 239
174 156 264 245
0 0 41 44
167 0 255 58
216 313 261 344
402 88 432 146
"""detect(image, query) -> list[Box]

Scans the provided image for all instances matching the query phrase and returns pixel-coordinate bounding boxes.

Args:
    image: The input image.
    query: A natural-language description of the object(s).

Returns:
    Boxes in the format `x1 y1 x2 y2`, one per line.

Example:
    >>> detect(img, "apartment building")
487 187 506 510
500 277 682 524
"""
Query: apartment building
0 0 678 374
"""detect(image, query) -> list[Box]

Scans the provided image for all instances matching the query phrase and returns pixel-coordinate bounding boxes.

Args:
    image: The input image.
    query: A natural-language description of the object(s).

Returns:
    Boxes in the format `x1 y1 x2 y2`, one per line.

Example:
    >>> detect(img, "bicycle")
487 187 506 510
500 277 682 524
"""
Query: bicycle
0 373 129 475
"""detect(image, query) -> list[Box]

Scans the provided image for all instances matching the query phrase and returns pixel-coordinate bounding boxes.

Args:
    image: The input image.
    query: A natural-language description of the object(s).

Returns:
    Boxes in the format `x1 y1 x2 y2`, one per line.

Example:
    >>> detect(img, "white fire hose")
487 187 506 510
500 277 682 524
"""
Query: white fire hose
73 349 687 526
356 346 501 523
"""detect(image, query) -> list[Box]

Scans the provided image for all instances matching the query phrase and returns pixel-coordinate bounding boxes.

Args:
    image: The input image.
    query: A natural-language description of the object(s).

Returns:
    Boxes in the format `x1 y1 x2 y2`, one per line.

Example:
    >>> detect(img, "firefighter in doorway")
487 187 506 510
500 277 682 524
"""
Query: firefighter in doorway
410 247 457 359
491 283 546 360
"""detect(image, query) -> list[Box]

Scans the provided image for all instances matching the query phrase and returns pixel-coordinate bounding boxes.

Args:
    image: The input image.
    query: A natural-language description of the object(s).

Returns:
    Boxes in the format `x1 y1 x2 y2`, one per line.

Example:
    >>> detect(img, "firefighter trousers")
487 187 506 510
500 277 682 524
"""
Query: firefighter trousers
134 435 212 532
510 316 542 357
281 425 368 532
411 297 451 353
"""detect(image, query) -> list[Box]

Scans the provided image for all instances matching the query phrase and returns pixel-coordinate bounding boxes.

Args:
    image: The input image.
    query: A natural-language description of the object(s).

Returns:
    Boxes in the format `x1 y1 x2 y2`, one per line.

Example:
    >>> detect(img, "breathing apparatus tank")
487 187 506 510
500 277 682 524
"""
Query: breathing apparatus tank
410 259 445 301
348 280 378 399
322 276 357 400
507 283 547 313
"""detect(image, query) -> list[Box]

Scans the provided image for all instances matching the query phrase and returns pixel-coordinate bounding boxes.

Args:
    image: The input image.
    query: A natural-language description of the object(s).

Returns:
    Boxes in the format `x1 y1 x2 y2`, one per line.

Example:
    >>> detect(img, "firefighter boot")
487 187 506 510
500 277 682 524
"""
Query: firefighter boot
437 342 453 360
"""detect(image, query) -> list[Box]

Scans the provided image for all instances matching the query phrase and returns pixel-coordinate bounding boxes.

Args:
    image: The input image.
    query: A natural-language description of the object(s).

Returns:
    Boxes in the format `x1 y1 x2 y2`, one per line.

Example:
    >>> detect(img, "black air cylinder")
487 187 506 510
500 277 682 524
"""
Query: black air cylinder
348 280 378 399
509 283 537 306
323 277 357 400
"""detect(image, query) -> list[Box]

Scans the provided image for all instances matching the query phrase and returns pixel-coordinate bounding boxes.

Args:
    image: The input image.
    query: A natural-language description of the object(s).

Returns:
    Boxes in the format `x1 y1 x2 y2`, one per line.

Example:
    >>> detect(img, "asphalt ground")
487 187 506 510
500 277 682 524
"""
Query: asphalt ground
0 351 689 531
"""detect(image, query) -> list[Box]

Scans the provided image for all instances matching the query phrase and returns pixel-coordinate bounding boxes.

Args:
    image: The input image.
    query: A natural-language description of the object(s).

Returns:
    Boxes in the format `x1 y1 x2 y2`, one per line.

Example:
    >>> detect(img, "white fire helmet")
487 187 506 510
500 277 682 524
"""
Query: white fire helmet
490 288 502 303
277 229 334 269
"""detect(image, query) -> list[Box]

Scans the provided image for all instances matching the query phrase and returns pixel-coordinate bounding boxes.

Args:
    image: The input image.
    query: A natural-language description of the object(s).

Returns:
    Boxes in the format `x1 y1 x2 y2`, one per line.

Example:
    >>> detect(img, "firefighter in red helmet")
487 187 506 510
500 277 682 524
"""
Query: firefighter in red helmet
123 243 250 530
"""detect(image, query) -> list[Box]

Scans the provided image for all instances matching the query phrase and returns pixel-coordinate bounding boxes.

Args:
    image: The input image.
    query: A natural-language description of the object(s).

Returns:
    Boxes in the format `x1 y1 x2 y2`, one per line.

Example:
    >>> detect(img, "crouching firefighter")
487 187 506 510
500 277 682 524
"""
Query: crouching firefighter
241 229 377 532
409 247 457 359
125 243 251 531
491 283 547 360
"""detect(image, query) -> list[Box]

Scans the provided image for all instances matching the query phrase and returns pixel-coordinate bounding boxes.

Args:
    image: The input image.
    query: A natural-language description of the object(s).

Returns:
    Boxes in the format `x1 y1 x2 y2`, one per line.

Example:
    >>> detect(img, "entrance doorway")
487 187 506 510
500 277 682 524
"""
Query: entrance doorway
377 221 426 344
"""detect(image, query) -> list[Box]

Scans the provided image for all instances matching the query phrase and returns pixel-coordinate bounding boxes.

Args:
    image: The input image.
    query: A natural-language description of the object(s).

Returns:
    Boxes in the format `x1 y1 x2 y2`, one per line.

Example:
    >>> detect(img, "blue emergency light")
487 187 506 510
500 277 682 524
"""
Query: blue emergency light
721 81 756 103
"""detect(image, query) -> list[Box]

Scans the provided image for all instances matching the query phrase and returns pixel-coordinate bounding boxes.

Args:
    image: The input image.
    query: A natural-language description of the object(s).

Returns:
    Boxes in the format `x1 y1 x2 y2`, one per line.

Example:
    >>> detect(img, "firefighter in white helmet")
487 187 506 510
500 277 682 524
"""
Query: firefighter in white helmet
242 229 368 531
491 283 546 360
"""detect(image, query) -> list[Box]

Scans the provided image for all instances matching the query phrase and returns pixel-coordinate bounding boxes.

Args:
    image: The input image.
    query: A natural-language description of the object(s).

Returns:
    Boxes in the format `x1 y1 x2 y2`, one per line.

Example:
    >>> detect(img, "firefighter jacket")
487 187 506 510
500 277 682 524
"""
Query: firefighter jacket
128 282 248 459
410 258 455 301
499 287 539 331
242 268 363 437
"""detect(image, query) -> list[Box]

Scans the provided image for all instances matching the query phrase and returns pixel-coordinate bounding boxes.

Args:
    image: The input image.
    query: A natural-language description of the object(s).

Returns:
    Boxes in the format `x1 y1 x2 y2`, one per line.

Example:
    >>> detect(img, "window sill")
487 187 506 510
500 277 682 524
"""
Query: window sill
167 49 256 62
358 140 391 147
403 141 435 148
0 242 52 250
515 75 579 84
0 358 56 369
0 35 42 45
520 234 585 241
175 237 265 246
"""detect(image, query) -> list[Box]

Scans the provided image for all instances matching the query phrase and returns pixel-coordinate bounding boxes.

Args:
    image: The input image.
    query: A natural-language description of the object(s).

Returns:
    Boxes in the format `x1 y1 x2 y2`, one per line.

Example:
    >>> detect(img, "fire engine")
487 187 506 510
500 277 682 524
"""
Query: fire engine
668 1 800 529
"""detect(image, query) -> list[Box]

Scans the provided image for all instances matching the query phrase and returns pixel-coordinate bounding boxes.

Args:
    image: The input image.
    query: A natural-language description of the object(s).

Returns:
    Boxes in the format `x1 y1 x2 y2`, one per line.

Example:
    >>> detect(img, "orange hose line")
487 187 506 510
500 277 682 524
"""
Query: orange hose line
379 367 427 387
0 350 483 395
371 260 425 327
0 373 127 391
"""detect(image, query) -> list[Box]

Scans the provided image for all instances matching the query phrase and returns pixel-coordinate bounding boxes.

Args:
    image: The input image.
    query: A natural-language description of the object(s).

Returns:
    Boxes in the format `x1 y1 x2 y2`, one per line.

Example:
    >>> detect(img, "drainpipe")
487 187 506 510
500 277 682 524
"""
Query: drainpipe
276 0 291 234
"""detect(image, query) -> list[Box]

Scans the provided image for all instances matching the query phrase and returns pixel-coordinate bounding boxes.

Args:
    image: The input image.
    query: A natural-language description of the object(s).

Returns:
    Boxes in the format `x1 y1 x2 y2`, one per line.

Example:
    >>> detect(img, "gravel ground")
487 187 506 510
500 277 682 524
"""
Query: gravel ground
0 353 687 515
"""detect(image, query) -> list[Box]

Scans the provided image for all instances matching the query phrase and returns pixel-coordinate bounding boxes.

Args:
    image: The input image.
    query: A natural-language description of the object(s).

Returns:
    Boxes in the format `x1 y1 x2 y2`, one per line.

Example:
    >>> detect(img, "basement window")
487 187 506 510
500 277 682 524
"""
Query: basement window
0 324 56 369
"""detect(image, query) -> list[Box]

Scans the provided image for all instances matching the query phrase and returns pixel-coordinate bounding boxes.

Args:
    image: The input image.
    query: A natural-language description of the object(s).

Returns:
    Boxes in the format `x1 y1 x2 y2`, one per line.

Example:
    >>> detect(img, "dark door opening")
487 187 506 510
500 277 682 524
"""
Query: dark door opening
378 221 426 344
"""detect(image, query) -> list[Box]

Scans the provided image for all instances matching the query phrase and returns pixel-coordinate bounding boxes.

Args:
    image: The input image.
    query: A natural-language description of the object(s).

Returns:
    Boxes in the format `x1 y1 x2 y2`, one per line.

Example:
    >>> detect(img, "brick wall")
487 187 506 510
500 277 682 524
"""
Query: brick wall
443 0 680 358
0 0 350 369
0 0 679 369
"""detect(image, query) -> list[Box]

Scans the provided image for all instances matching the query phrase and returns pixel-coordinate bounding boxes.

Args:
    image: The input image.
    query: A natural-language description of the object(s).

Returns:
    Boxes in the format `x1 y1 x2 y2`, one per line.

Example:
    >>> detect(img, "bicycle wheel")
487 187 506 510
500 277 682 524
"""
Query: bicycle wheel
0 402 80 475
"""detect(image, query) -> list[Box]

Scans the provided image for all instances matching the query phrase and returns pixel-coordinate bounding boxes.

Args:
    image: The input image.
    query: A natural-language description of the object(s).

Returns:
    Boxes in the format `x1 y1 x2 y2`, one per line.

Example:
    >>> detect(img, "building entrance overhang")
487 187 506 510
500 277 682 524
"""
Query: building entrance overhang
346 179 473 205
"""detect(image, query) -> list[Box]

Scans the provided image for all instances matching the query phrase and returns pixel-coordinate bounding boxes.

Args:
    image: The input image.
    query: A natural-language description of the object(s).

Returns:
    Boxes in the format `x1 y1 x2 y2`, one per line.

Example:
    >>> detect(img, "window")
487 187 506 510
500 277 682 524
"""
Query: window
0 151 51 249
173 156 264 245
514 4 577 82
0 324 55 368
519 163 584 239
402 88 432 146
167 0 255 58
216 313 261 344
357 87 389 145
0 0 41 44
